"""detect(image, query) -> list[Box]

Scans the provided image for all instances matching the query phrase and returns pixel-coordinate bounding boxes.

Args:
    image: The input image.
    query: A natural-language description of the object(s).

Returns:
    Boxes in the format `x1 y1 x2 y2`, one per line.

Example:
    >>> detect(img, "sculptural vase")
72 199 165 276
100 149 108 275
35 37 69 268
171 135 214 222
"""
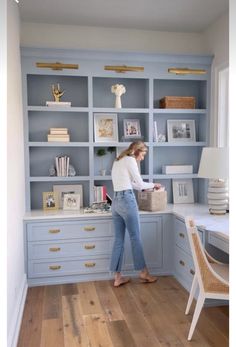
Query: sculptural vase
115 96 122 108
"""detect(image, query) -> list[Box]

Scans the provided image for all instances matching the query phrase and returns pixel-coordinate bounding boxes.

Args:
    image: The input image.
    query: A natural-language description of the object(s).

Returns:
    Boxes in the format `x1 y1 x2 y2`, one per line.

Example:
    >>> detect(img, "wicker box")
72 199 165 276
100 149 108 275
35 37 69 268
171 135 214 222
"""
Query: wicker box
159 96 196 109
138 190 167 212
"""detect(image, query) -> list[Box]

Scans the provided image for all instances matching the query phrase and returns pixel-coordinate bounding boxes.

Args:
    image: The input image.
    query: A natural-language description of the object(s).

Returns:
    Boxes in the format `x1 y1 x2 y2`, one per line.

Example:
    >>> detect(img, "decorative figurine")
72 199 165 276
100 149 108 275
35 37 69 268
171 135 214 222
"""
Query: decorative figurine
111 84 126 108
52 83 65 102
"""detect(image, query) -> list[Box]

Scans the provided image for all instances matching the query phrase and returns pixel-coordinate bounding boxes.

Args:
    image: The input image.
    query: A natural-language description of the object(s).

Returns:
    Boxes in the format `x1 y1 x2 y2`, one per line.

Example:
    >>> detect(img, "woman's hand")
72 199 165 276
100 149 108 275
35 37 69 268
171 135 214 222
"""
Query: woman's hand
154 183 162 190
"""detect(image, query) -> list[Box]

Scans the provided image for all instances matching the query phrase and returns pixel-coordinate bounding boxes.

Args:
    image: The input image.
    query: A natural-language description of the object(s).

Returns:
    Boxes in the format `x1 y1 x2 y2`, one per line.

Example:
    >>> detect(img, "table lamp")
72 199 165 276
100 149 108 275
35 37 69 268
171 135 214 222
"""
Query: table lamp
198 147 229 214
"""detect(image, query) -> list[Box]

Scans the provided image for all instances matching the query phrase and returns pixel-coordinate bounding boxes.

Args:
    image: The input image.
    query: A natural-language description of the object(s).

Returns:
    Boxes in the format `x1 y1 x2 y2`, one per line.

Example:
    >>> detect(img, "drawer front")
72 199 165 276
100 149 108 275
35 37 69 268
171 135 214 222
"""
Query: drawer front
175 218 203 255
28 238 113 260
208 233 229 254
28 256 110 278
175 245 195 284
27 220 113 241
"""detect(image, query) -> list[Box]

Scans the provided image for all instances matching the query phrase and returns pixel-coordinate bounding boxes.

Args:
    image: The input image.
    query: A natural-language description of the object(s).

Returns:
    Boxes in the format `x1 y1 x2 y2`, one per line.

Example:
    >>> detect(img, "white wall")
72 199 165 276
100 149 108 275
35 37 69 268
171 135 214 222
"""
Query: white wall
7 1 27 347
20 22 207 55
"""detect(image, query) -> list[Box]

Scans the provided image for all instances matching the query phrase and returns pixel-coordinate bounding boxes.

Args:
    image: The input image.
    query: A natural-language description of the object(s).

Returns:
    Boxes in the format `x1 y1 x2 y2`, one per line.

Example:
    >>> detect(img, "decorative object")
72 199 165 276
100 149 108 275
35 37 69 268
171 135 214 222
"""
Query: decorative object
157 134 166 142
96 148 107 176
198 147 228 214
53 184 83 208
172 179 194 204
162 165 193 174
111 84 126 108
167 119 196 142
36 62 79 70
46 84 71 107
49 165 56 176
160 96 195 109
138 188 167 212
168 67 207 75
48 127 70 142
94 113 118 142
63 194 80 211
68 165 76 177
43 192 59 210
123 119 141 138
104 65 144 73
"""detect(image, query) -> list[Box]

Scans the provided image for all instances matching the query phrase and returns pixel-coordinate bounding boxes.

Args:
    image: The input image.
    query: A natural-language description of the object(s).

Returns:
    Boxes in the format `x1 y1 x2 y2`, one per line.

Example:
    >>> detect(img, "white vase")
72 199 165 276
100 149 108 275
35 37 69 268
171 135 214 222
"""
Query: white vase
100 169 106 176
115 96 122 108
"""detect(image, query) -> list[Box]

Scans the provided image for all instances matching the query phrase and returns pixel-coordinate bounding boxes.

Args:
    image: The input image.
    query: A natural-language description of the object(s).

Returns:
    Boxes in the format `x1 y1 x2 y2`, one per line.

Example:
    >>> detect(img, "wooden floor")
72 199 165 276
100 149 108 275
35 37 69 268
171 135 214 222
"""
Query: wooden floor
17 276 229 347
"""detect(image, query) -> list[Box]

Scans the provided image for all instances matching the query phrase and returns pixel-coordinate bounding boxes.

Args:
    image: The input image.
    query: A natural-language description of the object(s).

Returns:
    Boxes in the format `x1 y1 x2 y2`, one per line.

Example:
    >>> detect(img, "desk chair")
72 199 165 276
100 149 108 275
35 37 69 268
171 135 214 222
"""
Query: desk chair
184 216 229 341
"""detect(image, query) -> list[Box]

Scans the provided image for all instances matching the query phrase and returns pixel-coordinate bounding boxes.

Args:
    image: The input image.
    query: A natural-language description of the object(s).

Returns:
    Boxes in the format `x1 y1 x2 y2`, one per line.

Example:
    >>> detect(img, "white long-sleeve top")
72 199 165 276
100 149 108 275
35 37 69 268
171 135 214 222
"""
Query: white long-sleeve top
111 156 154 191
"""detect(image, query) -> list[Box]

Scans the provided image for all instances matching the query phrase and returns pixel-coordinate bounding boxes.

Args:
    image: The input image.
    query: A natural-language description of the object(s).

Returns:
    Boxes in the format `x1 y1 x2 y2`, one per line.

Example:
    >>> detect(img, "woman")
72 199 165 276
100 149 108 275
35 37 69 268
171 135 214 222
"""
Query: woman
110 141 162 287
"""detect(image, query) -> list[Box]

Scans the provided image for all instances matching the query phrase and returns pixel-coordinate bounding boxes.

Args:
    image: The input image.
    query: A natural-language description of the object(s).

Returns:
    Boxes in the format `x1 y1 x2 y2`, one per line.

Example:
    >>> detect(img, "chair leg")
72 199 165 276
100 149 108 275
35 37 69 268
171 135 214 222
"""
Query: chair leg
185 274 198 315
187 293 205 341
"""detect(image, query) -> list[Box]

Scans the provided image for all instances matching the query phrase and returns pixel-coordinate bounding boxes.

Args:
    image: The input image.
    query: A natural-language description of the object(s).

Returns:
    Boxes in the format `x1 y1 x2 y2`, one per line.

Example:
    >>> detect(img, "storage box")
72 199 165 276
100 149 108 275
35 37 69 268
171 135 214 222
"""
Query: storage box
162 165 193 174
159 96 196 109
138 190 167 212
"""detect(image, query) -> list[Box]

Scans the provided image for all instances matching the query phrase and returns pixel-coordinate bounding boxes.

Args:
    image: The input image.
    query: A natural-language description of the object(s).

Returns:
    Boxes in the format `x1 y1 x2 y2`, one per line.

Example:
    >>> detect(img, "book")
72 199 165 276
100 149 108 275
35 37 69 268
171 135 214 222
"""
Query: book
47 134 70 142
153 121 158 142
46 101 71 107
162 165 193 174
50 129 68 135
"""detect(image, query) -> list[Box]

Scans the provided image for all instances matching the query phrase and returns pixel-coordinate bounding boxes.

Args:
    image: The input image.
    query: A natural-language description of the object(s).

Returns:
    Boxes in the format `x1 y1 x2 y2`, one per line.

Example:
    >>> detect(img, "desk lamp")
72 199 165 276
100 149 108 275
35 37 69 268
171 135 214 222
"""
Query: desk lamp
198 147 228 214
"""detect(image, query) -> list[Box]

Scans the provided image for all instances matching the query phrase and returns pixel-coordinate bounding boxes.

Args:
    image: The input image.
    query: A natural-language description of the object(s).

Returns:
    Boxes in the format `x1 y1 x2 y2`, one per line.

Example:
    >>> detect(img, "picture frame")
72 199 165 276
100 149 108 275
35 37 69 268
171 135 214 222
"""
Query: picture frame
172 179 194 204
43 191 59 210
167 119 196 142
94 113 118 142
53 184 83 208
63 193 81 210
123 119 141 138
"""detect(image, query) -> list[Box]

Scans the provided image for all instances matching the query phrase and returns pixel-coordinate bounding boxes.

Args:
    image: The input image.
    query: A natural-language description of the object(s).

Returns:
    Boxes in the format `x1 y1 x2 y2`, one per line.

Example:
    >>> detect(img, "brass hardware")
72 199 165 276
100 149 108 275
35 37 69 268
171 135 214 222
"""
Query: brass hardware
179 260 185 266
84 262 96 267
179 232 185 238
84 226 96 231
49 247 61 252
190 269 195 275
48 229 60 234
84 245 96 249
104 65 144 73
49 265 61 270
168 67 207 75
36 62 79 71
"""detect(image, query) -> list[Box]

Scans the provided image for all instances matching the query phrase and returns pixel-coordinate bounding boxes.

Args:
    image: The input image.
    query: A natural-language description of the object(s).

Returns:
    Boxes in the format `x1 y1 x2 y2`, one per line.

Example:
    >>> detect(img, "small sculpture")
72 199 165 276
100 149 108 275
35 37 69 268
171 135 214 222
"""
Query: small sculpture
52 83 65 102
68 164 76 176
111 84 126 108
49 165 56 176
157 134 166 142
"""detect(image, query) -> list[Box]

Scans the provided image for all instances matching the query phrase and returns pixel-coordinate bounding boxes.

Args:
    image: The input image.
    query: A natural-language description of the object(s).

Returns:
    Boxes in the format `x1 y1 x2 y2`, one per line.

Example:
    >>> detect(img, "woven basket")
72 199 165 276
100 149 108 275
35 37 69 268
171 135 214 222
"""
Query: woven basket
138 190 167 212
159 96 196 109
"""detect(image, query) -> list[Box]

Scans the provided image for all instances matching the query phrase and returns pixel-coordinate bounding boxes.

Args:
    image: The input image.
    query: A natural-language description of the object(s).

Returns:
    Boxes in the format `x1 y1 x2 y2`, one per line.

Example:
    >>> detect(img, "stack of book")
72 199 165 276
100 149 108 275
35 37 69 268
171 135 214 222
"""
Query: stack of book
48 128 70 142
93 186 107 202
55 155 70 176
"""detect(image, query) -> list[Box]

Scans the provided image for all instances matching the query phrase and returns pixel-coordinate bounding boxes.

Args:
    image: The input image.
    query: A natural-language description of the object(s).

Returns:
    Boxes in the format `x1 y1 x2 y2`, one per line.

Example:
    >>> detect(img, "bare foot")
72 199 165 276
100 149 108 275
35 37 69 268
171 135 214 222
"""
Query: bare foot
114 277 130 287
139 270 158 283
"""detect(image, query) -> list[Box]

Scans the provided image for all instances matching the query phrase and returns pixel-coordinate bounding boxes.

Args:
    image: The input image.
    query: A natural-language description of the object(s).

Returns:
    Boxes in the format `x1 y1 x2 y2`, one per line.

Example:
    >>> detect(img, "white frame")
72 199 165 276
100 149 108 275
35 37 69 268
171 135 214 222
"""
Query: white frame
172 179 194 204
167 119 196 142
94 113 118 142
63 194 80 210
53 184 83 208
123 119 141 138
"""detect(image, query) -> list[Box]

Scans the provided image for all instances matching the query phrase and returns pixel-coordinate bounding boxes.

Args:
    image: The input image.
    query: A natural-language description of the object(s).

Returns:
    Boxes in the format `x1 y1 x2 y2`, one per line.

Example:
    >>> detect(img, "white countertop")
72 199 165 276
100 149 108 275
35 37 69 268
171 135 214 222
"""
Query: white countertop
24 203 229 241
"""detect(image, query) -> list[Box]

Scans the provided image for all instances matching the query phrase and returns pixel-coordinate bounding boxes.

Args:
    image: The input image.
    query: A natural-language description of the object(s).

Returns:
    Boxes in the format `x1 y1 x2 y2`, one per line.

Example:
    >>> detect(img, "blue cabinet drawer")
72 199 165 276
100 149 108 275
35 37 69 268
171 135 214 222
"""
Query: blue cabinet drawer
28 256 110 278
175 245 195 285
27 220 113 241
175 218 203 255
28 237 113 260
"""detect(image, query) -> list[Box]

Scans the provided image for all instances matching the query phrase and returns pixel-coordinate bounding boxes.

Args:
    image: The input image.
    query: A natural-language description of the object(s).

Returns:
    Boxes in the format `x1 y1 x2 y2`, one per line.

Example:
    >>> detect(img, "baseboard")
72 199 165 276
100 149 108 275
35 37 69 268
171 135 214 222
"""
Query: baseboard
8 274 28 347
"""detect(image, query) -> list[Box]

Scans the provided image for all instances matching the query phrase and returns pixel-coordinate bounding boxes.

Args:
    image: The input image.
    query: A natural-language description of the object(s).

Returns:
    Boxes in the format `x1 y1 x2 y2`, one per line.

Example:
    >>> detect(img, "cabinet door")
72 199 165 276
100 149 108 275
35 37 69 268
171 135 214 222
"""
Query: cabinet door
123 216 163 271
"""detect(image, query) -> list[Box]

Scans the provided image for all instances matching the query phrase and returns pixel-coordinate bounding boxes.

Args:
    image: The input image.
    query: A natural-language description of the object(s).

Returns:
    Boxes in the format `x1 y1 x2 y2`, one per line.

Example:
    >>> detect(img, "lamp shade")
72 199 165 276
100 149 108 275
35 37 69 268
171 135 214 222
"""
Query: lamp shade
198 147 229 179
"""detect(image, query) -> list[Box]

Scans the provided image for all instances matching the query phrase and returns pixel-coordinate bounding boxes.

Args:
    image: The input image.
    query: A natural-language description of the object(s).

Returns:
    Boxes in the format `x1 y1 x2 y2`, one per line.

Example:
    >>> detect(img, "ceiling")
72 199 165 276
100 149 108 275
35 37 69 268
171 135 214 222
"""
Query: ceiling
19 0 228 33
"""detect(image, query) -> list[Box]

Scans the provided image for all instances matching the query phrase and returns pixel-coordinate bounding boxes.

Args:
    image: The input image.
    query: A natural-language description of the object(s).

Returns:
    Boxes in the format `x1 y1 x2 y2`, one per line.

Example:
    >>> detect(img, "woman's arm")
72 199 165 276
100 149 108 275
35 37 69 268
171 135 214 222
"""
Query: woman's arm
127 157 154 190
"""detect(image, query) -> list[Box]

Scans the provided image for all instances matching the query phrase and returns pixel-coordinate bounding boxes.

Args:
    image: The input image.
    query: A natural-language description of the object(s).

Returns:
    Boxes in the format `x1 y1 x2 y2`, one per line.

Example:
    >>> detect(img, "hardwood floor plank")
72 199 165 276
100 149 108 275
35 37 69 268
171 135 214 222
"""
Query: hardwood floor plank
95 280 124 321
40 318 64 347
107 320 137 347
17 287 44 347
62 294 89 347
43 284 62 319
61 283 79 296
83 313 114 347
77 281 104 315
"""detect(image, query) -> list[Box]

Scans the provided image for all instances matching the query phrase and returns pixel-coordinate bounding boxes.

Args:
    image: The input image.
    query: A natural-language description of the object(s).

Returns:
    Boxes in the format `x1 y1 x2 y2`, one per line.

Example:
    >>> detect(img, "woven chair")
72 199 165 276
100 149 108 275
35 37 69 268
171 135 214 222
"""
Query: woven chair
184 216 229 341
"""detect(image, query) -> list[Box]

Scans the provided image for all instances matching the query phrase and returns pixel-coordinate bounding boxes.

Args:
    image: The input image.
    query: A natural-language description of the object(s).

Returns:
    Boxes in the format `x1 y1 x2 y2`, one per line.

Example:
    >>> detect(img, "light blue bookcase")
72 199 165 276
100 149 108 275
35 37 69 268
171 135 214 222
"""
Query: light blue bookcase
21 48 212 211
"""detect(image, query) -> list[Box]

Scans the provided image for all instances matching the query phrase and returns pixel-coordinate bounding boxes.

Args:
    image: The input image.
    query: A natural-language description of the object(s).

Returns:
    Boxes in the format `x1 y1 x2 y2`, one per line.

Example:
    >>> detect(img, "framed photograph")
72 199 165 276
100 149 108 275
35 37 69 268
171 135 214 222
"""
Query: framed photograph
123 119 141 138
94 113 118 142
43 191 59 210
167 119 196 142
53 184 83 208
172 179 194 204
63 194 80 210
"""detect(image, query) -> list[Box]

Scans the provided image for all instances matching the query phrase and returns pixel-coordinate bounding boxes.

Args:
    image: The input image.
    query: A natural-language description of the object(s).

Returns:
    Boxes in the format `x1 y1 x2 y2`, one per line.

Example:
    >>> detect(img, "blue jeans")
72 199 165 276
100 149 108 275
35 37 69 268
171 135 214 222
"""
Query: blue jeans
110 189 146 272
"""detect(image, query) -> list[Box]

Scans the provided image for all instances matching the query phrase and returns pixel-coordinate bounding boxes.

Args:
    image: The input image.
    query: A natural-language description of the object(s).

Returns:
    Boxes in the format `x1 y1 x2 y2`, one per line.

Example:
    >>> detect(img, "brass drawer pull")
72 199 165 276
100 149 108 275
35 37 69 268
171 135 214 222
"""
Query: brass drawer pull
49 229 60 234
179 232 185 238
49 247 61 252
179 260 185 266
84 245 96 249
84 262 96 267
84 226 96 231
190 269 195 275
49 265 61 270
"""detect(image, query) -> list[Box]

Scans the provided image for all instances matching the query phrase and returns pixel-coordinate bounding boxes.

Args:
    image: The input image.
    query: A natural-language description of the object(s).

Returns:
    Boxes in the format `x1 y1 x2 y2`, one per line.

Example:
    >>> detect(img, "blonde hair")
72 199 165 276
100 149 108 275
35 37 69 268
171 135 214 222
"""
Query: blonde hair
116 141 148 161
